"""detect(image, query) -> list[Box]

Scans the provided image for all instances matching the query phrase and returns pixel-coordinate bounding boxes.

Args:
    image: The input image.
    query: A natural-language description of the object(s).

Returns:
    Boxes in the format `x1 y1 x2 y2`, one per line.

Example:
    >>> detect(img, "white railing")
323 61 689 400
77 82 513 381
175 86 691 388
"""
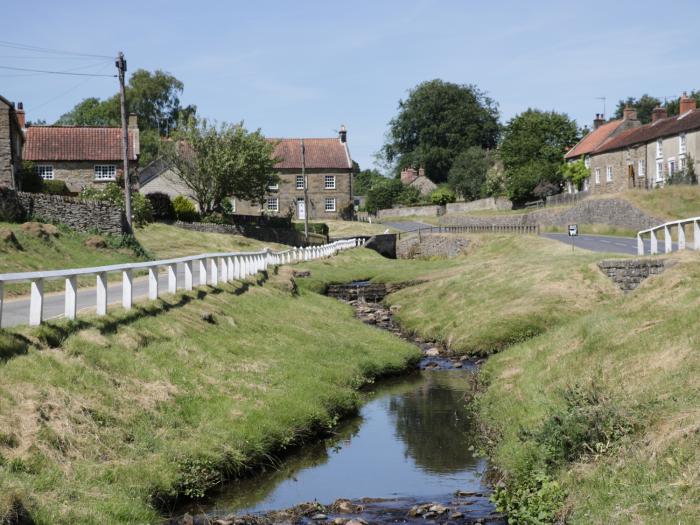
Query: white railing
0 238 365 327
637 217 700 255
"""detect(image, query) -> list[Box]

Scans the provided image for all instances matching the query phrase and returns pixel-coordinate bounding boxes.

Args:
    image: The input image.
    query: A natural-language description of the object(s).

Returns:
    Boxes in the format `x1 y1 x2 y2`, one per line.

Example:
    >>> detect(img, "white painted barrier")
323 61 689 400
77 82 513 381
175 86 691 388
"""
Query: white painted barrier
637 217 700 255
0 239 360 327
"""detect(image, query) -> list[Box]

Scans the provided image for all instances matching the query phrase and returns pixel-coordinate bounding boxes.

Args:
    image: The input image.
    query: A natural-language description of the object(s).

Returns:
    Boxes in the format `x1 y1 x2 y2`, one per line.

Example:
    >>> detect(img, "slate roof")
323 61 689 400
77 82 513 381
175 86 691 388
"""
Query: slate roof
565 119 625 159
593 108 700 154
23 126 138 161
270 138 351 170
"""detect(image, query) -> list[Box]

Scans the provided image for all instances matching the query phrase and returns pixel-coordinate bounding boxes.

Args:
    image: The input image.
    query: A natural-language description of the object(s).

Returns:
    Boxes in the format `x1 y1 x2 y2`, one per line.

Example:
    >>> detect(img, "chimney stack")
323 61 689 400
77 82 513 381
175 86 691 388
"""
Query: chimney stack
15 102 26 129
593 113 605 130
622 105 638 121
652 106 668 123
418 166 425 178
128 114 138 129
339 124 347 143
400 167 419 185
679 92 696 114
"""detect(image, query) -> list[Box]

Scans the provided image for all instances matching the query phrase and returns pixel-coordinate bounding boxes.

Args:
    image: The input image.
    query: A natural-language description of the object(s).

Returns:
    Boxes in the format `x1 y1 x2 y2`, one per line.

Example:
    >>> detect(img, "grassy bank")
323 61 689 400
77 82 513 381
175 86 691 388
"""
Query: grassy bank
0 268 418 524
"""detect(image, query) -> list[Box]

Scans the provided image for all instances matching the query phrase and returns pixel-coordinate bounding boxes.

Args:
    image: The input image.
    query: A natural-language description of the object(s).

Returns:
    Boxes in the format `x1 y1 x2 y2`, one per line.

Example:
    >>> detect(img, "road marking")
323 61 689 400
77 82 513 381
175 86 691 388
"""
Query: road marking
600 240 612 243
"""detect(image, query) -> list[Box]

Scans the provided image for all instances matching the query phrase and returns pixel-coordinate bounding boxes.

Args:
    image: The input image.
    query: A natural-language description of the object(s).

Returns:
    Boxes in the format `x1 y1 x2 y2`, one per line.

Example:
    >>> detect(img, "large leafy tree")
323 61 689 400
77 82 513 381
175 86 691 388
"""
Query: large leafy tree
382 79 500 184
613 94 662 124
56 70 196 164
447 146 493 200
500 109 579 204
161 118 279 214
353 168 387 195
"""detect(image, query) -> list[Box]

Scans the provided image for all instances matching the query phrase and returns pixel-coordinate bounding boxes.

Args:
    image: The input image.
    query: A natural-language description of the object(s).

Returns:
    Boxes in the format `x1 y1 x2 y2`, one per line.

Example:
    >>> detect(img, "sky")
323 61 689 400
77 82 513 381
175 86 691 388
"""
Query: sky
2 0 699 170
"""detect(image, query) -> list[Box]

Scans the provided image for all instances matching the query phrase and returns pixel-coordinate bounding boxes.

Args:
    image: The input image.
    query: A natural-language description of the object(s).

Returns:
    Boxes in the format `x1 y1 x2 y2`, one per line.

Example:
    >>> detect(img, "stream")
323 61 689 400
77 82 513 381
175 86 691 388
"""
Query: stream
172 282 503 525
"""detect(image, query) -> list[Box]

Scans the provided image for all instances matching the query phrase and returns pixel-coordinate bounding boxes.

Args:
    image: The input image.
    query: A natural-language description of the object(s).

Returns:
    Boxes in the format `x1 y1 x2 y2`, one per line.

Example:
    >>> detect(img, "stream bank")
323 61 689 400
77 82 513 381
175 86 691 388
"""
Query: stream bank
169 281 503 525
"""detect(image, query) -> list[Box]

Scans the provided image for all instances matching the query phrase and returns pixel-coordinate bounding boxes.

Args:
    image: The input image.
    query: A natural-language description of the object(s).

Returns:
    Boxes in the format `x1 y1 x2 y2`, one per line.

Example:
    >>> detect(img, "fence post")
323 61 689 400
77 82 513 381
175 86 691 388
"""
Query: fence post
650 230 658 254
695 220 700 250
678 223 686 250
637 234 644 256
227 257 234 280
65 275 77 320
123 269 133 309
96 272 107 316
184 261 193 291
0 283 3 328
210 258 219 285
219 257 228 282
664 225 672 253
199 258 208 286
29 278 43 326
168 264 177 294
148 266 159 300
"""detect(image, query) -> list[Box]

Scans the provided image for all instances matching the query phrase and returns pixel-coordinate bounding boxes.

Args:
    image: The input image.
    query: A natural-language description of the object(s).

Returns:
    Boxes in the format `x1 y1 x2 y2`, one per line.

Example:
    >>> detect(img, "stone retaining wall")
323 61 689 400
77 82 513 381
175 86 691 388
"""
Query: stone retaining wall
14 191 126 235
172 220 326 247
396 233 470 259
446 197 513 213
597 258 669 291
378 204 444 218
440 198 661 231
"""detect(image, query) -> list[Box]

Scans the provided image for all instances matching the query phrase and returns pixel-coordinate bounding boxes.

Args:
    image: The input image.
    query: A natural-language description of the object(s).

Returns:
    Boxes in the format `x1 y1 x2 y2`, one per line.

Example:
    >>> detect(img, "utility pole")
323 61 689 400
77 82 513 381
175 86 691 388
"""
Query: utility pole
301 139 309 242
116 52 132 231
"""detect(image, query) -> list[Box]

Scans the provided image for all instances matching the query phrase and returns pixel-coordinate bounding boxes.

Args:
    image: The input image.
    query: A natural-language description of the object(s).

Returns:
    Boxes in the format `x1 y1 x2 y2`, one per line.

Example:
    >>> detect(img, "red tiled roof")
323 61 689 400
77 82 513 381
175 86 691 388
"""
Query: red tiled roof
23 126 138 161
565 119 624 159
593 109 700 154
270 138 351 170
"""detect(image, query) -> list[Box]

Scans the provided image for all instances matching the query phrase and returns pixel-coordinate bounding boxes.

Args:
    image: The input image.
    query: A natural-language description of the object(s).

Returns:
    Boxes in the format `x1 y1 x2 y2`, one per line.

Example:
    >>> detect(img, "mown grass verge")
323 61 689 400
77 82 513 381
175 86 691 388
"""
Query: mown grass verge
0 267 419 524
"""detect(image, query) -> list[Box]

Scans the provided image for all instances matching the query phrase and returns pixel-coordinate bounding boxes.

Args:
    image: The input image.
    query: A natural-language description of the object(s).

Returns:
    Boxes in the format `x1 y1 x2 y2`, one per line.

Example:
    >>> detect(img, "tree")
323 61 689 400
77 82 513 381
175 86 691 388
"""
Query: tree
382 79 500 184
353 168 387 195
613 94 662 124
430 186 456 205
56 70 196 164
561 159 590 191
365 179 404 213
447 147 493 200
500 109 579 204
162 118 279 214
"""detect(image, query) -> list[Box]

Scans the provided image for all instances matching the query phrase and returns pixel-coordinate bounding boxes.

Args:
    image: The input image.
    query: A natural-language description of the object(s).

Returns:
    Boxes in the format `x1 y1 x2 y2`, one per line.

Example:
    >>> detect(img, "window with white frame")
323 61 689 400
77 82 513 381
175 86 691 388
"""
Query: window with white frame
230 198 236 213
656 160 664 181
606 165 613 182
36 165 54 180
680 133 687 155
656 139 663 158
680 156 687 171
94 165 116 181
668 158 676 178
638 159 646 178
584 156 590 168
268 182 279 190
594 167 600 184
296 175 304 190
266 197 279 212
324 197 336 212
324 175 336 189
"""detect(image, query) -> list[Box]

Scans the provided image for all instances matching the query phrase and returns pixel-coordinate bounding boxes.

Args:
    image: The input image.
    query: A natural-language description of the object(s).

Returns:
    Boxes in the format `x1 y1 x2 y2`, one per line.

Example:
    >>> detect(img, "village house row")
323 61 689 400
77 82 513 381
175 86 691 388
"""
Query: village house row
566 93 700 193
1 95 353 220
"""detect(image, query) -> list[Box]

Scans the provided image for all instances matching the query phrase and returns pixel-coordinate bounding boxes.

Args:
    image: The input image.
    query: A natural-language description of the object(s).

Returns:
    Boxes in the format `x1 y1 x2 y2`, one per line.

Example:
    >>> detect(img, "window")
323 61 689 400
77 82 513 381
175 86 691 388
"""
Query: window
94 165 116 181
656 160 664 182
296 175 304 190
324 197 336 212
584 156 590 168
680 133 687 155
594 167 601 184
668 158 676 178
324 175 336 189
36 165 54 180
606 165 613 182
638 159 646 178
680 156 687 171
266 197 279 212
656 139 663 158
268 182 279 191
230 199 236 213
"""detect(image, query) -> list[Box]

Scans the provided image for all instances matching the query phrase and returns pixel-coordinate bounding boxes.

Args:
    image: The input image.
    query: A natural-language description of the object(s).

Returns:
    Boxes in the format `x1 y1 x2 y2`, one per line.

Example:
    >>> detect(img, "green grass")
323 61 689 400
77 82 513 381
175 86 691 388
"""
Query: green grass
541 224 639 237
623 185 700 220
0 268 419 524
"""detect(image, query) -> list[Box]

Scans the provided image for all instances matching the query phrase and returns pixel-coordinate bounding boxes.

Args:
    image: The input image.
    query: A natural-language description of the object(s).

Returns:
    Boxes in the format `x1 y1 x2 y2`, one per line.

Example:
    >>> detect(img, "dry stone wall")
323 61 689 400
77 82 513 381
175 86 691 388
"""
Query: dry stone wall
440 198 661 231
446 197 512 213
378 205 444 218
172 220 326 247
397 234 470 259
598 258 670 291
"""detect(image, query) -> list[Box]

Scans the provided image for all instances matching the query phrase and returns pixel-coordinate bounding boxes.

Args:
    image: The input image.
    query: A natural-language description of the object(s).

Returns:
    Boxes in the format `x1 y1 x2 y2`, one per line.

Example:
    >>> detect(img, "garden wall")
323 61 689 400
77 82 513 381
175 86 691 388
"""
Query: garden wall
377 205 445 218
172 220 326 246
439 198 661 231
446 197 513 213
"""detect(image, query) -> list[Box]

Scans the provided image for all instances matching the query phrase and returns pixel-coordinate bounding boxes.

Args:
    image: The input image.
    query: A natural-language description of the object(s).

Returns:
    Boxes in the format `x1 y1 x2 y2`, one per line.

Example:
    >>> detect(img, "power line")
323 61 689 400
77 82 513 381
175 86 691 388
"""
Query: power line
0 39 112 59
0 64 115 77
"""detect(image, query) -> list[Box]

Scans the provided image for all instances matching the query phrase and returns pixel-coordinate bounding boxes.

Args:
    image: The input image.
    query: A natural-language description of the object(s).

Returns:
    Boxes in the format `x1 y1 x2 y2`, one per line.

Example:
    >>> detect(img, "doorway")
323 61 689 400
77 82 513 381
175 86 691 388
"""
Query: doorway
297 198 306 220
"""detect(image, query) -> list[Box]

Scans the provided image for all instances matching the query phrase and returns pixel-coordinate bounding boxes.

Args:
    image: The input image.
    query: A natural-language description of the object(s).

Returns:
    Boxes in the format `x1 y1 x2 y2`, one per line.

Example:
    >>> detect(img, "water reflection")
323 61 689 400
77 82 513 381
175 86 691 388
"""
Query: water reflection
199 370 487 515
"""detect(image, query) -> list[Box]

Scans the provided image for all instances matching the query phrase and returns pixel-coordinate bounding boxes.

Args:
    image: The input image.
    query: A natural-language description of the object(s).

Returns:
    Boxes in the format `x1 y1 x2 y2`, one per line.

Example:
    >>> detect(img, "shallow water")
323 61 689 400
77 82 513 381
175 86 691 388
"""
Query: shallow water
197 368 494 517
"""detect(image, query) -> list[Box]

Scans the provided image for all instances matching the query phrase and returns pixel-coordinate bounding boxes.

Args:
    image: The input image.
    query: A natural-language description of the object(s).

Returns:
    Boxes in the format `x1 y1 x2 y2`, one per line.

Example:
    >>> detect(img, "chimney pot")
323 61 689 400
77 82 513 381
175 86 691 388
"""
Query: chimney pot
593 113 605 130
339 124 347 143
679 93 696 114
128 114 138 129
15 101 26 129
652 106 668 123
622 105 638 121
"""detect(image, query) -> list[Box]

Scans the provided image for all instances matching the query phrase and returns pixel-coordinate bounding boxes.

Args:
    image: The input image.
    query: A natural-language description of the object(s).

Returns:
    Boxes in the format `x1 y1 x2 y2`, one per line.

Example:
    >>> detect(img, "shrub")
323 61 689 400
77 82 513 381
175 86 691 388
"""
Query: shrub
19 166 43 193
492 470 566 525
42 180 70 195
293 222 329 236
172 195 199 222
430 186 457 205
80 183 153 226
146 192 175 220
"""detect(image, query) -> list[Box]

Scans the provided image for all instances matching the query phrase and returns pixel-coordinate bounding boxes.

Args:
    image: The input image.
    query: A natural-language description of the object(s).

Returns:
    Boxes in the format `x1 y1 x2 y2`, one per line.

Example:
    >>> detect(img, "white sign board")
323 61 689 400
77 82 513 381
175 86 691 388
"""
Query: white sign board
568 224 578 237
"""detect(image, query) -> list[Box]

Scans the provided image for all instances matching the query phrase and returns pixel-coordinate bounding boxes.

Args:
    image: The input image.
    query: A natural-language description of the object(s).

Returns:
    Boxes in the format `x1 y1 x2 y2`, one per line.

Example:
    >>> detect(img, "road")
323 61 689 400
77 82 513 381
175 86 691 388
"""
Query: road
1 264 203 328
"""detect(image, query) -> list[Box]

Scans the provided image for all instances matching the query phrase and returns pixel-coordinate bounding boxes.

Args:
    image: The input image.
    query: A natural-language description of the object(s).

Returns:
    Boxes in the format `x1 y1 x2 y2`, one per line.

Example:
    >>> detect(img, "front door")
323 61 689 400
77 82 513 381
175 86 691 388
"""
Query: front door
297 198 306 220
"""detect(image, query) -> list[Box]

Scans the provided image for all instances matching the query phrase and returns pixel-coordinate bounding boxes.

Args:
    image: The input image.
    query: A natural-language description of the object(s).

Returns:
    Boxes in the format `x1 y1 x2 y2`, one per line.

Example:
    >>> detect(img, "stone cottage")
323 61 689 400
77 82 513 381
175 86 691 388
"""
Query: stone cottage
400 166 436 195
587 94 700 193
22 115 140 193
140 126 354 220
0 96 25 188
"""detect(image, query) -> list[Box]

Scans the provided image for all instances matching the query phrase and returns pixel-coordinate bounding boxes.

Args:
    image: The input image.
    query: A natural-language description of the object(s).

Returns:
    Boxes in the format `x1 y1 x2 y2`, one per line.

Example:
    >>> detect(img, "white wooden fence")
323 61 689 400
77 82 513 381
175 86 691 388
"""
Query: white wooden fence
0 239 364 327
637 217 700 255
